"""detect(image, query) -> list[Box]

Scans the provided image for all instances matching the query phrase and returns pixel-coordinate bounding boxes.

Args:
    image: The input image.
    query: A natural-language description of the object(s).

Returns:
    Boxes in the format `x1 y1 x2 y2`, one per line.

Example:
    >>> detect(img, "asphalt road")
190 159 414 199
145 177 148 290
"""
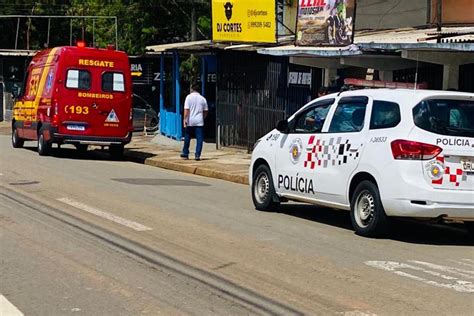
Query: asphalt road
0 135 473 315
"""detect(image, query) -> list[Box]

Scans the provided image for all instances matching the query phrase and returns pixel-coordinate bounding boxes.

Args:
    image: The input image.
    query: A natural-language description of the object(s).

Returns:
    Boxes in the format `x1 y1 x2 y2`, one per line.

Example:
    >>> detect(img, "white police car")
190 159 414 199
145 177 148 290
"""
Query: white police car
250 89 474 237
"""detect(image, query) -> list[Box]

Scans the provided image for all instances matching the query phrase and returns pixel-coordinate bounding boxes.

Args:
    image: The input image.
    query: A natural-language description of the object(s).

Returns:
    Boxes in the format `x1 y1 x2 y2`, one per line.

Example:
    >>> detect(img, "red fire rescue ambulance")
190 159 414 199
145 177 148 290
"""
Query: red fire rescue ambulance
12 43 133 157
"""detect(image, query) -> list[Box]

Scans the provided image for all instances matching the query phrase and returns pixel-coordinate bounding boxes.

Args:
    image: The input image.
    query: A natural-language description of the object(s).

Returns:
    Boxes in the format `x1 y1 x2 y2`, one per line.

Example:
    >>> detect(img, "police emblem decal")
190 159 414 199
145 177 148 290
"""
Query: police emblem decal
425 160 444 181
290 138 303 164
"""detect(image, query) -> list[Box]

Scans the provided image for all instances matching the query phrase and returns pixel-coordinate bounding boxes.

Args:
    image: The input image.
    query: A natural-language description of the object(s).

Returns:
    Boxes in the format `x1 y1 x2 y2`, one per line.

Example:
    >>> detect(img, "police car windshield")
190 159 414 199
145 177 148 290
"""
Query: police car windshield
413 99 474 137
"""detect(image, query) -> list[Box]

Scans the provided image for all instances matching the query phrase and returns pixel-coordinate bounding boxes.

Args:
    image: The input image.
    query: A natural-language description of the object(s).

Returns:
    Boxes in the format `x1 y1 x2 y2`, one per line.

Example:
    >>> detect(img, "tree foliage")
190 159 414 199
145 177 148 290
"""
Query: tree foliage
0 0 211 55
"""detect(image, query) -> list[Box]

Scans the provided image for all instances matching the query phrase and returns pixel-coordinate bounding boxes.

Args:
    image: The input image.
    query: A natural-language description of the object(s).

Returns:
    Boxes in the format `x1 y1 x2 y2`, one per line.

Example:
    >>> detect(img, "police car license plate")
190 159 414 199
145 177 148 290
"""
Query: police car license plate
461 159 474 172
67 125 85 131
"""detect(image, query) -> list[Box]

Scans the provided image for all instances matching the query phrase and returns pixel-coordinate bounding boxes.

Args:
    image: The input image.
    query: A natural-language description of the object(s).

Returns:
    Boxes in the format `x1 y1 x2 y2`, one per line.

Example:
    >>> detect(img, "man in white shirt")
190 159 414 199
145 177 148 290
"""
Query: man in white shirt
180 83 208 161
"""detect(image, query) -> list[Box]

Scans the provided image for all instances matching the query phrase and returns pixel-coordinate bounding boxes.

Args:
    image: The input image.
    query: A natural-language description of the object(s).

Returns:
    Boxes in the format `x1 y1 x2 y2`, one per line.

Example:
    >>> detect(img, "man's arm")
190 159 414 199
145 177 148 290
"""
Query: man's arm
183 109 190 127
203 98 209 119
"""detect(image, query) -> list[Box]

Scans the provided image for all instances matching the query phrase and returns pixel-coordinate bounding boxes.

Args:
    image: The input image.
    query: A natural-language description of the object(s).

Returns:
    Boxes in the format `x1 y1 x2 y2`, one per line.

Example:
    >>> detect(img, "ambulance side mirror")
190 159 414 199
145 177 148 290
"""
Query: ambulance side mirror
276 119 289 134
11 89 20 100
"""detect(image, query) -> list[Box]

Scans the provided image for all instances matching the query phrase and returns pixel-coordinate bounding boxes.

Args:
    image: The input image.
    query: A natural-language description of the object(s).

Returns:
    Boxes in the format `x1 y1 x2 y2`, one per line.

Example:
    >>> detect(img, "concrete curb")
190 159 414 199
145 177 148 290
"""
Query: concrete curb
0 127 251 186
125 150 249 185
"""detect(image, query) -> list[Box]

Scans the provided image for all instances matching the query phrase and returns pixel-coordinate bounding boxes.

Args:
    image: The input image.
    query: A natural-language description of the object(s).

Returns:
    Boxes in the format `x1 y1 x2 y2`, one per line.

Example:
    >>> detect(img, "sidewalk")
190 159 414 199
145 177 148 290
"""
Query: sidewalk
0 121 251 185
125 133 251 185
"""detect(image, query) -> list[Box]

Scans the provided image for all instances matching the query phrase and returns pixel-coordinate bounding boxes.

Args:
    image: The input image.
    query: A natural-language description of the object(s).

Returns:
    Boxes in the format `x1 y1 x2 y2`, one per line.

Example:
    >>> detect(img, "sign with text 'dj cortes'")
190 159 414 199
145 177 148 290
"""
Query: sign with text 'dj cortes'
212 0 276 43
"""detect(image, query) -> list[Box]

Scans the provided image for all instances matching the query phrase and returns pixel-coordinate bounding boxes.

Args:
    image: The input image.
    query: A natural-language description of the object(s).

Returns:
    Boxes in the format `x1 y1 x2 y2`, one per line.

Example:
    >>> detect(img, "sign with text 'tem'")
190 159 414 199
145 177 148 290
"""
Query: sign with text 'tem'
212 0 276 43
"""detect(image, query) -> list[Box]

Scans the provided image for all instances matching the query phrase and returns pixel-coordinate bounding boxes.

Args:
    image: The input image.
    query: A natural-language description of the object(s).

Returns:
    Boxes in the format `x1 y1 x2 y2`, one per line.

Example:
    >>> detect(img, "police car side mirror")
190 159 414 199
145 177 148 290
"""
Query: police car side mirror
276 119 289 134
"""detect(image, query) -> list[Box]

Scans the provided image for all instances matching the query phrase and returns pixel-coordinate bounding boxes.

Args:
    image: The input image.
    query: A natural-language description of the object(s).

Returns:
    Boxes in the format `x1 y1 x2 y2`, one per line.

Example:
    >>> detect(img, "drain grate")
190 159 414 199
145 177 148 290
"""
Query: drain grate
111 178 210 187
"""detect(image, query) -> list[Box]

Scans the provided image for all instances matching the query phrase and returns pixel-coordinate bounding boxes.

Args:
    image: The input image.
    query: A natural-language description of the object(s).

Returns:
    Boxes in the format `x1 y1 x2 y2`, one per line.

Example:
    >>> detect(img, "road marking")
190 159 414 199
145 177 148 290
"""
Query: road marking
365 260 474 293
448 259 474 268
343 311 377 316
0 295 24 316
409 260 474 279
57 198 152 232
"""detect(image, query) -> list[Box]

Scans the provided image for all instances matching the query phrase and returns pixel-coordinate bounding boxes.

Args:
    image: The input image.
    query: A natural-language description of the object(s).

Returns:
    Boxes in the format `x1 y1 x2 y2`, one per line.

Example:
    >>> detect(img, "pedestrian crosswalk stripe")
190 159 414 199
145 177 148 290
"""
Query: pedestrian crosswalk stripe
366 260 474 293
0 295 24 316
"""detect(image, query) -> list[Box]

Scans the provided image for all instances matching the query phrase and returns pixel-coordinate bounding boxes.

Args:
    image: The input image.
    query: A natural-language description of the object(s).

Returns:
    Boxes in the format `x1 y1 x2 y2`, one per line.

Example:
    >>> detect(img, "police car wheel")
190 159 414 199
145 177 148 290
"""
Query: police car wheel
350 181 388 237
37 131 51 156
252 164 279 211
465 222 474 239
12 127 24 148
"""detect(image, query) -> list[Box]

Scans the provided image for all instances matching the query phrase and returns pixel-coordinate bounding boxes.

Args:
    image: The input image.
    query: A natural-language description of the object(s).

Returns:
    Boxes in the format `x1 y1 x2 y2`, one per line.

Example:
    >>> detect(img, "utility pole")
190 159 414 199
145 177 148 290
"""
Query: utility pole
26 4 36 50
191 1 197 41
436 0 442 42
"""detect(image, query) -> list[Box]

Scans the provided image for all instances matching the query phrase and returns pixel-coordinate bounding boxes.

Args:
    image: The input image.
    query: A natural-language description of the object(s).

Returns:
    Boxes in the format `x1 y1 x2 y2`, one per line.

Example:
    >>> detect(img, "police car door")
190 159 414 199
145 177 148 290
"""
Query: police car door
274 98 334 200
313 96 370 205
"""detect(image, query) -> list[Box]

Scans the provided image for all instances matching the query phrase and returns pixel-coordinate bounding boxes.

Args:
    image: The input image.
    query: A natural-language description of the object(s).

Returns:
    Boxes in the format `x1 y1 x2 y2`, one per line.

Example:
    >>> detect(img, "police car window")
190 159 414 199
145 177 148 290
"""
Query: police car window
413 99 474 137
328 97 368 133
66 69 90 90
291 99 334 134
102 72 125 92
370 100 401 130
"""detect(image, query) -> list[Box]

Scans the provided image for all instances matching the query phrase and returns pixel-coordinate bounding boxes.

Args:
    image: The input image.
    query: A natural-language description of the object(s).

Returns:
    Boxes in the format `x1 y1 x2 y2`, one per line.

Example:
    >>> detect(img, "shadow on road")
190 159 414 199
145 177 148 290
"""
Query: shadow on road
278 203 354 231
22 145 121 161
276 203 473 246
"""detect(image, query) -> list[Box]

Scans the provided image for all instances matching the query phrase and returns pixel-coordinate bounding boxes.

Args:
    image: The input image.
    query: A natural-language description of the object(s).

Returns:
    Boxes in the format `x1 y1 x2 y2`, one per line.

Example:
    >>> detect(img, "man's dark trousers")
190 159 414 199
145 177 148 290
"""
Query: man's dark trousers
182 126 204 159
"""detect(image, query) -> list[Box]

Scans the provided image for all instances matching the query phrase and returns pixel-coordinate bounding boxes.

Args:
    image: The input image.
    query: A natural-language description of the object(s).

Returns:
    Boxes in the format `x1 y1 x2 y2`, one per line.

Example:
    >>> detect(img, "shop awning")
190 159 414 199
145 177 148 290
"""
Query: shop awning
257 44 363 57
0 49 36 57
145 40 274 54
258 26 474 57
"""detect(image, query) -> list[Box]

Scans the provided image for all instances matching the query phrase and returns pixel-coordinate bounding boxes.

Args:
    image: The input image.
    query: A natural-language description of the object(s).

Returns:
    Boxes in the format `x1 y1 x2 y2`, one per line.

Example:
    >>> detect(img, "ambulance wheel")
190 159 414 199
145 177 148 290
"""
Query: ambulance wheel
75 144 88 153
37 131 52 156
252 164 279 211
350 181 389 237
12 126 24 148
109 144 124 159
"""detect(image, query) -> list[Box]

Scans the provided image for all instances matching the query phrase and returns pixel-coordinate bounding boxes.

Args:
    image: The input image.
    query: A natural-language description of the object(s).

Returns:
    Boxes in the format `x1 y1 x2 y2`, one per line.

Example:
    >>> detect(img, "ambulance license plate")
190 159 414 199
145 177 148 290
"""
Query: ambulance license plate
67 125 85 131
461 159 474 172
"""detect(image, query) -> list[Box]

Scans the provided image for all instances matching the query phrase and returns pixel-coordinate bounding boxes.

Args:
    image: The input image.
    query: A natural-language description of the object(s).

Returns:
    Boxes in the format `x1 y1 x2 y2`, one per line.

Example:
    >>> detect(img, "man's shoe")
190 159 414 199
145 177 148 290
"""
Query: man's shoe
180 154 189 160
195 157 201 161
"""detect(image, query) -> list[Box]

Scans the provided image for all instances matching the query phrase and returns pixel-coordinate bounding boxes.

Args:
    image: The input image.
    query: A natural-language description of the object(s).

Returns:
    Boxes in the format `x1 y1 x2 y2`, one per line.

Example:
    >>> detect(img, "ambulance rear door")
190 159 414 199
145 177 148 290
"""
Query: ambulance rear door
58 50 132 138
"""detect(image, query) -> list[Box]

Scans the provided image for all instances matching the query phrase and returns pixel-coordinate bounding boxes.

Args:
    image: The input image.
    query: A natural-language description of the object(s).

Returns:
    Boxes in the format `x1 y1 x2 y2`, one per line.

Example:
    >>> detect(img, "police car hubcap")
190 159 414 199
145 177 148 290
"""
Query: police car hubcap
356 191 375 227
255 172 270 204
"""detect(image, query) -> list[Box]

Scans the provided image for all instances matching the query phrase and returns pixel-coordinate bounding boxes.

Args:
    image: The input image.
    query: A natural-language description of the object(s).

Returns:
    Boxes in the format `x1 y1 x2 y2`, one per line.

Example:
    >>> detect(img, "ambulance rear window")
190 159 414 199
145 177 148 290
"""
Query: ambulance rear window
102 72 125 92
66 69 91 90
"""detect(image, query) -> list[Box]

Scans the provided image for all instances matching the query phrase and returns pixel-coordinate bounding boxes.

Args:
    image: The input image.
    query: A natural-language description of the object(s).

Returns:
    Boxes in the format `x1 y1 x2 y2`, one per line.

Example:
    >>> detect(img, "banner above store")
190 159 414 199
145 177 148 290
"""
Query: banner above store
212 0 276 43
296 0 356 46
